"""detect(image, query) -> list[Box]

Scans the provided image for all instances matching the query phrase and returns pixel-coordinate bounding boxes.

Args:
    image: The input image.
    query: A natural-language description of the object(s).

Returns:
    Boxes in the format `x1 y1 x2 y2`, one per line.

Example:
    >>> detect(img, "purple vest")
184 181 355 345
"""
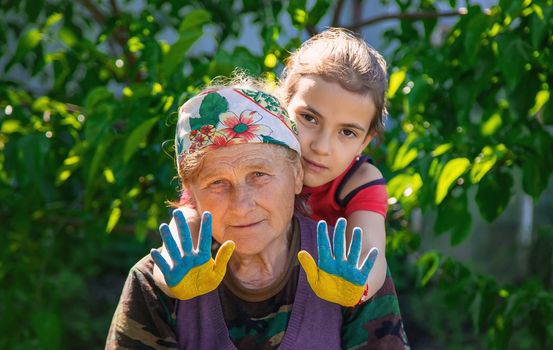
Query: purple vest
175 215 343 349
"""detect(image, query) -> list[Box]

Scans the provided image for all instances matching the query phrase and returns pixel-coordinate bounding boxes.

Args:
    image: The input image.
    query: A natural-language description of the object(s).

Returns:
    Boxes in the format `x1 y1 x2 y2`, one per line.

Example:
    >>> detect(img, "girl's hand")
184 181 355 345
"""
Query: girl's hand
298 218 378 307
150 210 235 300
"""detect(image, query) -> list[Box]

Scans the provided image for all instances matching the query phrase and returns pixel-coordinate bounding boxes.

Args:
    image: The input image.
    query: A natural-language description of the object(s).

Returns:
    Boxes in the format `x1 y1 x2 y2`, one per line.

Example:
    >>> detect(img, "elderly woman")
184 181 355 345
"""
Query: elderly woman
106 83 409 349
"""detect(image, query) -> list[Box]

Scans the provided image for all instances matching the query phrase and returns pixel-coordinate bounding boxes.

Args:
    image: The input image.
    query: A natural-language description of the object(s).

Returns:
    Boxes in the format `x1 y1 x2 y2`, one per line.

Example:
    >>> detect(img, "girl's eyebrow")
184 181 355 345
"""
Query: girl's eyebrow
340 122 367 133
304 105 367 133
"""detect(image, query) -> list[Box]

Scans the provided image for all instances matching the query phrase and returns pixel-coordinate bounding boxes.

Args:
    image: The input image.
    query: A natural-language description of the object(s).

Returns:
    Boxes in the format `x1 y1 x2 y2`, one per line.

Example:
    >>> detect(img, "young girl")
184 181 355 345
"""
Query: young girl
279 27 390 303
157 28 395 307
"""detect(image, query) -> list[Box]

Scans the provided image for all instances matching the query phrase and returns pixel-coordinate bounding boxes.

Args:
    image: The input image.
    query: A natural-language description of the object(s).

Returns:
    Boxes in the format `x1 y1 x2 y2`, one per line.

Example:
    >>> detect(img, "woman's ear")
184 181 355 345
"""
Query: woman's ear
294 157 304 194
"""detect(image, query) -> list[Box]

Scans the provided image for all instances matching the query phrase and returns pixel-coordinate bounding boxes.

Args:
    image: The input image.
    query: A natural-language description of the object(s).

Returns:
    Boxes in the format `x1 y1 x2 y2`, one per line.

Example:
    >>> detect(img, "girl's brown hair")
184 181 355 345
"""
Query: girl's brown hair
279 27 388 136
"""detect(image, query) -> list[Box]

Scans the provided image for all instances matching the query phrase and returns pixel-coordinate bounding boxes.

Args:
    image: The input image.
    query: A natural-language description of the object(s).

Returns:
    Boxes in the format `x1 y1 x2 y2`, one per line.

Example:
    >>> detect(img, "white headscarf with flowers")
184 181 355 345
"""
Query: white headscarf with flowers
175 87 301 173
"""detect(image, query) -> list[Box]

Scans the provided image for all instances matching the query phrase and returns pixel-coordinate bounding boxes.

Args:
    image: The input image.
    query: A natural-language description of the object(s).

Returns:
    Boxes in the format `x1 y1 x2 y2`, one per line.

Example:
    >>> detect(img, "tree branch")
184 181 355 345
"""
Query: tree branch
77 0 106 24
348 8 468 30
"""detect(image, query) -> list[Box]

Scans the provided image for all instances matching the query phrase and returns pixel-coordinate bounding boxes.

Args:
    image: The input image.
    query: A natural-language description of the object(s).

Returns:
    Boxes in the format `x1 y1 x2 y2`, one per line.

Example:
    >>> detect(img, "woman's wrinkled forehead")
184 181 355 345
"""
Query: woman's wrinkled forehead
198 143 289 175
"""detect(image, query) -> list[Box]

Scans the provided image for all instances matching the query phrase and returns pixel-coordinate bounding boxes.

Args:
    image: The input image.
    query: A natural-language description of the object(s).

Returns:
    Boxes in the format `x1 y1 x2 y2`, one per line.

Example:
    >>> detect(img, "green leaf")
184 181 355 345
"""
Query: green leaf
161 30 203 79
308 0 332 26
106 199 122 233
470 146 498 183
6 28 43 71
529 90 550 116
435 157 470 204
178 9 211 33
388 69 406 99
463 11 490 62
497 37 530 91
44 12 63 28
59 27 78 47
417 251 441 286
123 117 159 163
431 143 452 157
391 134 418 171
195 92 228 129
529 7 547 48
476 168 513 222
481 112 502 136
288 0 308 28
522 154 549 200
435 190 472 245
543 98 553 125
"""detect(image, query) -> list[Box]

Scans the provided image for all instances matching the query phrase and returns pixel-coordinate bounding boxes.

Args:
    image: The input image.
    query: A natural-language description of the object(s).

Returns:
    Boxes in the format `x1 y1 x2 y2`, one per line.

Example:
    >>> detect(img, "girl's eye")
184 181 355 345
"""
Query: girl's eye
341 129 357 138
301 113 317 124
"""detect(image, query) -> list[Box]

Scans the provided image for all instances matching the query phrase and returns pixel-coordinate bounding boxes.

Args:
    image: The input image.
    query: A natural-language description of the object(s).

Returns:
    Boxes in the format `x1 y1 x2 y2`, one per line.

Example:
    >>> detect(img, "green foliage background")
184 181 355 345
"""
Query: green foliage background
1 0 552 348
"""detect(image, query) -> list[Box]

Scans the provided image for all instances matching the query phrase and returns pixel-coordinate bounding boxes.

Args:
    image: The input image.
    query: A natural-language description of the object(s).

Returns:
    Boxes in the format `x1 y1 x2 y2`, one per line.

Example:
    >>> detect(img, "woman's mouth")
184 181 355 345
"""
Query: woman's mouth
231 220 263 229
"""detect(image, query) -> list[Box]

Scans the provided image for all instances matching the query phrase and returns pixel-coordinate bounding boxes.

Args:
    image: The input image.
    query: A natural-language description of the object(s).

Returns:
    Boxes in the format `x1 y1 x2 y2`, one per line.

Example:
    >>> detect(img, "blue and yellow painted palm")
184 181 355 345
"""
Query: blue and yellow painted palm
298 218 378 307
150 210 235 300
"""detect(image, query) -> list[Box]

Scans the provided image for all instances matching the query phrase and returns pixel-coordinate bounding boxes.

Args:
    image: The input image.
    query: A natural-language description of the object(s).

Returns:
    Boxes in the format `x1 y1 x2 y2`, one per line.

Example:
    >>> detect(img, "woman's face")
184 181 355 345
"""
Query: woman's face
188 144 303 256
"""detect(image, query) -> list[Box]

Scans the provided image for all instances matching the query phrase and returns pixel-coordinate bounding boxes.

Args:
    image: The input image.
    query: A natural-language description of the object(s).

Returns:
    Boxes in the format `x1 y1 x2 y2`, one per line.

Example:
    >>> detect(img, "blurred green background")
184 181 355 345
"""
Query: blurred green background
1 0 552 349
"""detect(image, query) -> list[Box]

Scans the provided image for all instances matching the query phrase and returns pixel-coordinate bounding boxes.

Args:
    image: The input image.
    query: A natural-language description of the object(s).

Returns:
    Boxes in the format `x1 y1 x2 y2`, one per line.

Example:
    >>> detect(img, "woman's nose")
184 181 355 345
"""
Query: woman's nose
230 184 256 213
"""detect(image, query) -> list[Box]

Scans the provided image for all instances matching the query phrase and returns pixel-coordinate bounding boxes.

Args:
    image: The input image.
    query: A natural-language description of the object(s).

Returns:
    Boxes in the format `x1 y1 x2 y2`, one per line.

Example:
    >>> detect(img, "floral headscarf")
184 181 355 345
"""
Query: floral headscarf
175 87 301 173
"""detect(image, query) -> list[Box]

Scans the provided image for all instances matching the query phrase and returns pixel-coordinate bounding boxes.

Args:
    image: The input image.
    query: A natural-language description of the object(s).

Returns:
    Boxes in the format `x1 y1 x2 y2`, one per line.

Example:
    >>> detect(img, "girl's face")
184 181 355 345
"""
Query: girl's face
287 76 376 187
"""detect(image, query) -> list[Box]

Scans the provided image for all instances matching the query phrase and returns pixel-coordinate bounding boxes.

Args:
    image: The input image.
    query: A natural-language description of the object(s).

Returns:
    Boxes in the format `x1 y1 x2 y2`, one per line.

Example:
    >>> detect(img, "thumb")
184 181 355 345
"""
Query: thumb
298 250 319 289
213 240 235 276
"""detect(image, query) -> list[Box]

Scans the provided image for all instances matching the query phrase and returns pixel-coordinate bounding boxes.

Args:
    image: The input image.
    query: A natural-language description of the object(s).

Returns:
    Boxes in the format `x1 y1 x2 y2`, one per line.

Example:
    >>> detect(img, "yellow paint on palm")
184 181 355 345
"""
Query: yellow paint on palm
168 241 235 300
298 250 365 307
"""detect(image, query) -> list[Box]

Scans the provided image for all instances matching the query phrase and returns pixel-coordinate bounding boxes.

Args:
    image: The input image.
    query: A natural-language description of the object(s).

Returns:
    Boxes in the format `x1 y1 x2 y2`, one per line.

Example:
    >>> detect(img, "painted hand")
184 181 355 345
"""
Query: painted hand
150 210 235 300
298 218 378 307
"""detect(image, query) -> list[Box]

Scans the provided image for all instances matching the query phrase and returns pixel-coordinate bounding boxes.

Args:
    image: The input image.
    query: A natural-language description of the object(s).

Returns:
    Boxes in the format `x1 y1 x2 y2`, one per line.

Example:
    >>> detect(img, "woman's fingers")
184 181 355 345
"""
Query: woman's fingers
298 250 319 288
173 209 193 254
213 240 235 276
159 223 182 263
198 211 213 254
150 248 172 281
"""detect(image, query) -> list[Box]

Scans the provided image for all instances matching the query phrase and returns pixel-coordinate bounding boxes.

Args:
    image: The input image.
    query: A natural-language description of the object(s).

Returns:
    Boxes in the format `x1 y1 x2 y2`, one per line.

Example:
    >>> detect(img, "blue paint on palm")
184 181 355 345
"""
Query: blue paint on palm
151 210 212 287
317 218 378 286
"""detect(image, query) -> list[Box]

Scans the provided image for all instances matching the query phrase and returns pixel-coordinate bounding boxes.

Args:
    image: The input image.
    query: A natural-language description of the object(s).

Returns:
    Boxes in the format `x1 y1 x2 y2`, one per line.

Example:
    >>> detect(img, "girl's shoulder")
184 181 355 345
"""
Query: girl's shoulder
337 160 383 202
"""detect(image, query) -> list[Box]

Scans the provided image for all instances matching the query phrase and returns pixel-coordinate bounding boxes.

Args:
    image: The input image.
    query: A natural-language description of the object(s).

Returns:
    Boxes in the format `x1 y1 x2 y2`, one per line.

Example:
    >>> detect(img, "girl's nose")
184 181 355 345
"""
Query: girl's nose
310 132 331 156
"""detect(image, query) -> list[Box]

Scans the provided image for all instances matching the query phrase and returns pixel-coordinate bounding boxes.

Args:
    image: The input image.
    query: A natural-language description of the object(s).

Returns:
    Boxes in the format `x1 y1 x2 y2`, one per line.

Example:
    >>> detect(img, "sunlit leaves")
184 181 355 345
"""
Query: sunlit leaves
431 143 452 157
388 69 406 98
435 157 470 205
6 28 42 71
417 251 441 286
387 173 423 211
481 112 502 136
470 145 506 183
391 133 418 171
106 199 122 234
123 117 159 163
160 9 210 80
529 90 550 116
